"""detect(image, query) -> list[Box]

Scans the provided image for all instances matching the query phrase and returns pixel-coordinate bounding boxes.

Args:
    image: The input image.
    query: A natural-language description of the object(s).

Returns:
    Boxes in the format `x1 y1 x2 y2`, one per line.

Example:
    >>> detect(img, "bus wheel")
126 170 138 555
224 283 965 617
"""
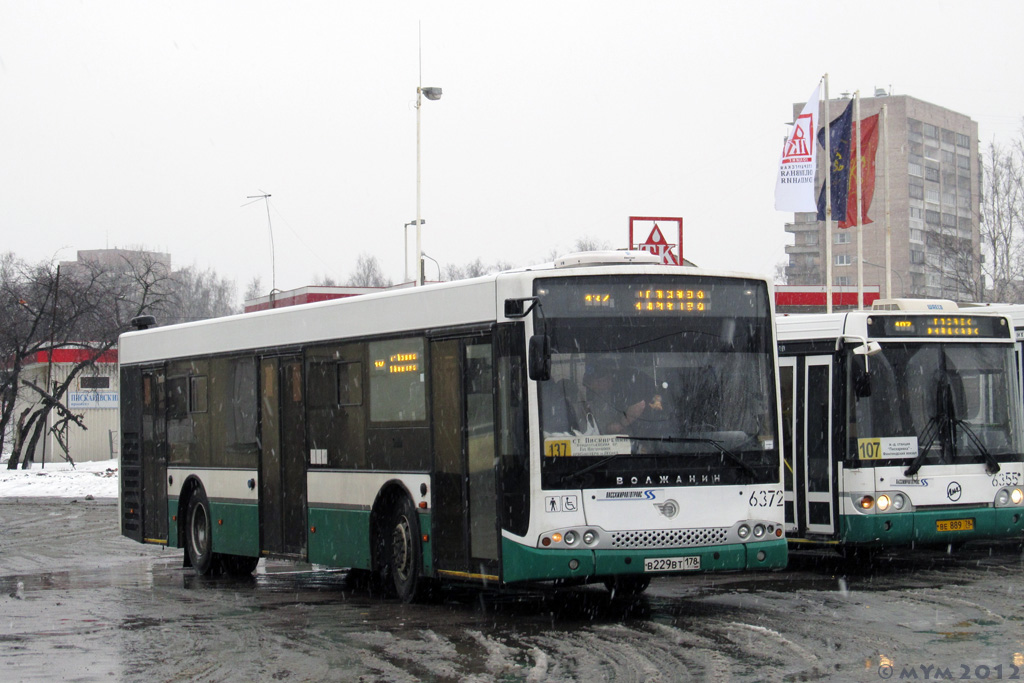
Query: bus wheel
221 554 259 577
604 575 651 597
186 488 216 575
388 497 423 603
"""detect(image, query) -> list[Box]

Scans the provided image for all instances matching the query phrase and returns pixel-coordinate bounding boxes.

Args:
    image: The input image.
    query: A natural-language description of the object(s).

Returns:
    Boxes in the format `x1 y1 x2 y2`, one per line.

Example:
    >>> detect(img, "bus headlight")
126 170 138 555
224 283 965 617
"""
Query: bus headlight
858 495 875 510
753 524 766 538
1013 489 1024 505
877 494 891 511
892 493 907 511
563 530 579 546
997 489 1010 506
583 530 598 546
737 524 751 539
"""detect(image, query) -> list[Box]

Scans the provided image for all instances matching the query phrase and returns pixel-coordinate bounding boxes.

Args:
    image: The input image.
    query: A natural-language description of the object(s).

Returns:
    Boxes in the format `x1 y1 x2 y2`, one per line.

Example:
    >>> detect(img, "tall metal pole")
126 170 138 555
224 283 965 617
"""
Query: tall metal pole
855 91 864 310
416 86 424 287
246 193 274 296
824 74 832 313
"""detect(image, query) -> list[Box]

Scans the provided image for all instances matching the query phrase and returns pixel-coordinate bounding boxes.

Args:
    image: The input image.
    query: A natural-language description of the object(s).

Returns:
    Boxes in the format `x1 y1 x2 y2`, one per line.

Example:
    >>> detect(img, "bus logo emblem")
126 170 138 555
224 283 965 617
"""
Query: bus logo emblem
654 500 679 519
946 482 962 501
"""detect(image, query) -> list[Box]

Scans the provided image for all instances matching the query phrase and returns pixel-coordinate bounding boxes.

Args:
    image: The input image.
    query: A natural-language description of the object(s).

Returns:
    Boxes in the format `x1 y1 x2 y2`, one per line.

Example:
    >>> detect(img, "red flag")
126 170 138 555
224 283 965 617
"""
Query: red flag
839 113 880 229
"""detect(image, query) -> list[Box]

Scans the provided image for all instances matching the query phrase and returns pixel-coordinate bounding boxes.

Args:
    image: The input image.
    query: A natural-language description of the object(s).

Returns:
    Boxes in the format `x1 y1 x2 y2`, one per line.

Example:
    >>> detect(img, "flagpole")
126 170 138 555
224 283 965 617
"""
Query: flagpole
883 103 891 299
855 91 864 310
824 74 832 314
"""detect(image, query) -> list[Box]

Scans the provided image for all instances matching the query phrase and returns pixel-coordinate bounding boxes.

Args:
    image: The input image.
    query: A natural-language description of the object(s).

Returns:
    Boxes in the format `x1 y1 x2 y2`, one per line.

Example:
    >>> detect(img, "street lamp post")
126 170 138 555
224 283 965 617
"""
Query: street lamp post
403 219 424 283
416 85 441 286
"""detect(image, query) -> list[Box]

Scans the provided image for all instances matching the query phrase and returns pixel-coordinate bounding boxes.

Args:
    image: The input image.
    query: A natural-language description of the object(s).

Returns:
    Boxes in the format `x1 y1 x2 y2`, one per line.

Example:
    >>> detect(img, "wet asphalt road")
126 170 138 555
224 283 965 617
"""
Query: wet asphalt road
2 497 1024 682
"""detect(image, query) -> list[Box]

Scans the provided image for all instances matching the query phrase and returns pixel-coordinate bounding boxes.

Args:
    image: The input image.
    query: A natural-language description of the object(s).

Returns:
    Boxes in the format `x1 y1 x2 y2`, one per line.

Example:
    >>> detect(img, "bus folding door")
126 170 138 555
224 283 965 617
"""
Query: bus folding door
430 336 500 582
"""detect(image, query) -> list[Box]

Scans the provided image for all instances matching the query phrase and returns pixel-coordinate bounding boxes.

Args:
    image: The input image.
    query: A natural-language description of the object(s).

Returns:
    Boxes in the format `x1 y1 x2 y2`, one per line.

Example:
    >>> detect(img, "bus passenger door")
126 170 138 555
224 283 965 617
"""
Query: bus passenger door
803 356 835 535
259 356 308 557
430 336 500 581
778 357 798 535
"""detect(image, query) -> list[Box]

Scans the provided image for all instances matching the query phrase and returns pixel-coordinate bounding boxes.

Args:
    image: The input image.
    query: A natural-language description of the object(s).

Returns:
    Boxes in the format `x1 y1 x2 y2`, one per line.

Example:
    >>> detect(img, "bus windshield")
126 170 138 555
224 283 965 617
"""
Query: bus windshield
535 275 779 489
847 342 1024 466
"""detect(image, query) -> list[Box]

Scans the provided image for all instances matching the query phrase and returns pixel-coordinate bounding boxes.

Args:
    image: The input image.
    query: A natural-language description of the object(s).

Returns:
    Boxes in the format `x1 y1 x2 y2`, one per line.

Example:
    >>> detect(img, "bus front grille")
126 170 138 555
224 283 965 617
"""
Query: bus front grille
609 527 730 549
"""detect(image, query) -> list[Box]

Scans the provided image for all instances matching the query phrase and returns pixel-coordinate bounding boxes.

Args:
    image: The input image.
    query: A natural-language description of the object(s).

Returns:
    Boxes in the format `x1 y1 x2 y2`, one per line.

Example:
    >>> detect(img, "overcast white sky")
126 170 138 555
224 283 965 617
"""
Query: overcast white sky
2 1 1022 297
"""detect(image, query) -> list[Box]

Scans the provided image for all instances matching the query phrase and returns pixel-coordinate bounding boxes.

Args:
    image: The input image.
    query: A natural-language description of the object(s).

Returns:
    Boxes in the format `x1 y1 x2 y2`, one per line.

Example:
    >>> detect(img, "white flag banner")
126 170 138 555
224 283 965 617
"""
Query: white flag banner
775 84 820 212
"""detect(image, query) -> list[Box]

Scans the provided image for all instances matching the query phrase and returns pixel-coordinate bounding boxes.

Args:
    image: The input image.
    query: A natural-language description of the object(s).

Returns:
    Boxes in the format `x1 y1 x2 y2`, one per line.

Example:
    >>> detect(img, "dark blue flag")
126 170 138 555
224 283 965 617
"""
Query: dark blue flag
816 100 854 222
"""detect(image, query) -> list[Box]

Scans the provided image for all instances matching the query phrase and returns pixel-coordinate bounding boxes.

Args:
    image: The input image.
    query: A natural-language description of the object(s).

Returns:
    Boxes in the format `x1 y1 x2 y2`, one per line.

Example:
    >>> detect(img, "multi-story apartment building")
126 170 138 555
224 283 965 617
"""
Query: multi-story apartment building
784 91 980 302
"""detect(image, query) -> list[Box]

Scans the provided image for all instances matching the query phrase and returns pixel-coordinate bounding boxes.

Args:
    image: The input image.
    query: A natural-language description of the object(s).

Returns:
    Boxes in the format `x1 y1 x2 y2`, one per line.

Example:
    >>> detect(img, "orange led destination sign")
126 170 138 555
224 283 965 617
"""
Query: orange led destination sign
373 352 420 374
867 315 1009 339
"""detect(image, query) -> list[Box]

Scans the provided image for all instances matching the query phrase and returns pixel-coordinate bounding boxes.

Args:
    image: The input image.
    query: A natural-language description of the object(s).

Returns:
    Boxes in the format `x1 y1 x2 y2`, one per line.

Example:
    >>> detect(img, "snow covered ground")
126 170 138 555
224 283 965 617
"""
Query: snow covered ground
0 458 118 498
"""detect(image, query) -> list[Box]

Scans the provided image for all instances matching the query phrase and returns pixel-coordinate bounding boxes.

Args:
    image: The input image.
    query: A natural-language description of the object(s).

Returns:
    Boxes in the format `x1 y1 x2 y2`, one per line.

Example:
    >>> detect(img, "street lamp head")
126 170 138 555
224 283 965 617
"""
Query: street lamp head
405 219 425 227
421 87 442 101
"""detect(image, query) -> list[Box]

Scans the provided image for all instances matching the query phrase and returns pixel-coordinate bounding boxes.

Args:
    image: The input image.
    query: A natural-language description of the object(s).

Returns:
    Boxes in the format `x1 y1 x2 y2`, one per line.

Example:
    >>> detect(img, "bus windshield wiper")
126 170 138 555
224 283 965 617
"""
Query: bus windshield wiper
906 380 1000 477
628 436 758 479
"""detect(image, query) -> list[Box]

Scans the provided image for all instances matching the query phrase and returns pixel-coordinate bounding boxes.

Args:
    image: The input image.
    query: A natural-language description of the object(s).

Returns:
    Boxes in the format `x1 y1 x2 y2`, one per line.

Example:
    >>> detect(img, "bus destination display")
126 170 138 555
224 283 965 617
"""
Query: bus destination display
581 288 710 314
867 315 1010 339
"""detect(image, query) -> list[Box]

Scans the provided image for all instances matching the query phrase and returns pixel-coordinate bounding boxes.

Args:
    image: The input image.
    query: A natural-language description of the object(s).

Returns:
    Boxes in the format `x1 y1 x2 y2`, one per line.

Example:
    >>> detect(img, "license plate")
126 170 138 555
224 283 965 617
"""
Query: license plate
936 518 975 532
644 556 700 573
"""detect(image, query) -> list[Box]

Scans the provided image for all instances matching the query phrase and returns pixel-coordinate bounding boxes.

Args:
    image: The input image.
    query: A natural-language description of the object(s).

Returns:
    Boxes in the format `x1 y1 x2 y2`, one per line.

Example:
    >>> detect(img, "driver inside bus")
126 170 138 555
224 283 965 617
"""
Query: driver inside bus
580 360 662 435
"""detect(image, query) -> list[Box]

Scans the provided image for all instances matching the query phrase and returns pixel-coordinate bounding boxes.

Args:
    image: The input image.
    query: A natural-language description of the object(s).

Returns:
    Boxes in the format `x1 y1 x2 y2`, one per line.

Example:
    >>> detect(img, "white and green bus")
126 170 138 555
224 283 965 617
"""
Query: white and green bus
776 301 1024 552
119 251 786 600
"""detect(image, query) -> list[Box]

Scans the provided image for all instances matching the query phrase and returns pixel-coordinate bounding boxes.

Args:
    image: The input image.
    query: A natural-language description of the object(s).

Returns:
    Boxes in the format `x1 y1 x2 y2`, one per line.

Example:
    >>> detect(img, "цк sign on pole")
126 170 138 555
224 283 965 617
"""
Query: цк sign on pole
629 217 683 265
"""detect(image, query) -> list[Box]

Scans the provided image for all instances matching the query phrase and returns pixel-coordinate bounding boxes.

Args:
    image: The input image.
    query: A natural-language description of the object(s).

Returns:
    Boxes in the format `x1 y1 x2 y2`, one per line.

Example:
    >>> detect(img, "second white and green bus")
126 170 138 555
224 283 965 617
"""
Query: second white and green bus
776 301 1024 552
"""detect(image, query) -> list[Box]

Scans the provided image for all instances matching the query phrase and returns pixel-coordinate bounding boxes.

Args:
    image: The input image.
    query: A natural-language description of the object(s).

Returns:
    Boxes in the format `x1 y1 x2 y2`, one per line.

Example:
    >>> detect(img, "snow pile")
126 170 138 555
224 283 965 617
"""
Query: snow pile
0 458 119 498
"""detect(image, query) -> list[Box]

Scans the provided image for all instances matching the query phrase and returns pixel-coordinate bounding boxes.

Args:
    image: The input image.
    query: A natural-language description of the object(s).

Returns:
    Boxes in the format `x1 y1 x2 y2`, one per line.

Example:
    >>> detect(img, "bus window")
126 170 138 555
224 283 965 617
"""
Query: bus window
369 338 426 423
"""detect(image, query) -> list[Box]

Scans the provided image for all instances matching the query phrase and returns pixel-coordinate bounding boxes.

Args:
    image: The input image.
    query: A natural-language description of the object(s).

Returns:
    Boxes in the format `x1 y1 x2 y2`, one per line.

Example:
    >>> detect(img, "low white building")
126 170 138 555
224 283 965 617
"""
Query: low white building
11 347 119 464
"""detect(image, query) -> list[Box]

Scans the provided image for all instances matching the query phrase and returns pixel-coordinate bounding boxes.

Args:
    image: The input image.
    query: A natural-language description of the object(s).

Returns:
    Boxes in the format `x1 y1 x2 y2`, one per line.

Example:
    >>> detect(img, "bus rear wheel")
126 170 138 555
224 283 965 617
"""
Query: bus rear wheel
387 497 423 603
186 488 216 575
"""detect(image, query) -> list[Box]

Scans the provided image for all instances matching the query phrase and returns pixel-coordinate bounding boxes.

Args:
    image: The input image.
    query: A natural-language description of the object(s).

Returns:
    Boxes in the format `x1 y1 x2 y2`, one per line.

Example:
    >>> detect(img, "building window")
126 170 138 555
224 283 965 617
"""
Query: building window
835 254 851 266
942 150 955 165
835 276 851 286
803 232 818 246
909 206 924 219
941 129 955 145
925 166 940 182
909 163 923 177
835 232 851 244
925 188 940 204
910 183 924 200
910 228 924 243
942 213 957 227
923 123 938 139
957 155 970 170
926 210 941 225
908 118 922 134
956 132 970 148
910 250 926 265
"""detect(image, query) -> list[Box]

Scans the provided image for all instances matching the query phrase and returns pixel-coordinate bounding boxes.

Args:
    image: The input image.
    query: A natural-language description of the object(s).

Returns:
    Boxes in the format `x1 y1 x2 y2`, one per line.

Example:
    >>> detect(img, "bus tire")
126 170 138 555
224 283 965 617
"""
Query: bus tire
387 496 423 603
186 487 216 575
221 554 259 577
604 575 651 597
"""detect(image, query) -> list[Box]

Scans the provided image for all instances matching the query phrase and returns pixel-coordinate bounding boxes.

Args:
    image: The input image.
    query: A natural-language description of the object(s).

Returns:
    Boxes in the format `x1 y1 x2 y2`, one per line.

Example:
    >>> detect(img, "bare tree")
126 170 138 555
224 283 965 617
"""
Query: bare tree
2 252 172 468
243 275 263 303
774 260 789 285
347 254 392 288
981 133 1024 302
158 264 238 325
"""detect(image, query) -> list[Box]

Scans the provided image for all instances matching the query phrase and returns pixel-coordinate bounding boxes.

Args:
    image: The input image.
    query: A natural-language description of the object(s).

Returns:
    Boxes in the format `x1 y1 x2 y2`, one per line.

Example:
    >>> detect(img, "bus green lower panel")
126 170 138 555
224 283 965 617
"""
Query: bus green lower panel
841 507 1024 546
501 537 787 584
307 507 373 569
209 501 260 557
167 498 179 548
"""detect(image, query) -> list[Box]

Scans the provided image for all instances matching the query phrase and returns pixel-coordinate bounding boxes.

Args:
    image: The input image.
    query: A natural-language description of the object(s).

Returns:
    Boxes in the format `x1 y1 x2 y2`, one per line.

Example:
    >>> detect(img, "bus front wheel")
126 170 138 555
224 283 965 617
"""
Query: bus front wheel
387 497 423 603
186 488 216 575
604 575 651 597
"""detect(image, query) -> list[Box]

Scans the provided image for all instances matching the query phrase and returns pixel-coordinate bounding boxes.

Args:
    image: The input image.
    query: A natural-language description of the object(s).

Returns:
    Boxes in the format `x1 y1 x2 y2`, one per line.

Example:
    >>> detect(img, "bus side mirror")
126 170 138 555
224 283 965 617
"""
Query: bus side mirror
528 335 551 381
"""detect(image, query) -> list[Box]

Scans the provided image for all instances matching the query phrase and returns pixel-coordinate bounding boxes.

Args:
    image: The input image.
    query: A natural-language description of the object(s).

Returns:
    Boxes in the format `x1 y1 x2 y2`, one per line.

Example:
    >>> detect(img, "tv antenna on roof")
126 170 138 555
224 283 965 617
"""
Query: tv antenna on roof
244 191 275 295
